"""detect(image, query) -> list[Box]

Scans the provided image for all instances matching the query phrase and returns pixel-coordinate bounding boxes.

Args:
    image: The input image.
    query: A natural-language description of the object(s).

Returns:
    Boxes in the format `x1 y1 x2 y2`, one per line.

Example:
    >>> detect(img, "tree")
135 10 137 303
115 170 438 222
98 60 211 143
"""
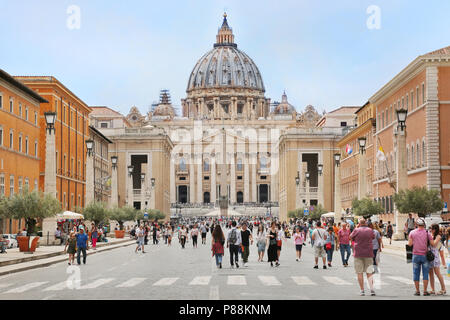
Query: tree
0 188 61 235
393 186 444 218
308 204 327 220
82 201 109 226
351 197 384 219
109 206 137 230
152 209 165 221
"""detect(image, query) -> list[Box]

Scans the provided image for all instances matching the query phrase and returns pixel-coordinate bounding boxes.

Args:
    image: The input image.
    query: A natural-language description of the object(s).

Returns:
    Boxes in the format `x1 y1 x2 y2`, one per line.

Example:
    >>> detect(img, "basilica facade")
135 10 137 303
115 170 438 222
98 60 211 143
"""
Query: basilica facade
91 14 356 221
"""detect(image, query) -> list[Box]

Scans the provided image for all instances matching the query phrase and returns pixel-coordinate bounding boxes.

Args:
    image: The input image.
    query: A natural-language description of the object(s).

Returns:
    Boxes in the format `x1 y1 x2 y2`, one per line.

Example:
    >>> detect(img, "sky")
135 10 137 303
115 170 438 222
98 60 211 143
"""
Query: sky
1 0 450 115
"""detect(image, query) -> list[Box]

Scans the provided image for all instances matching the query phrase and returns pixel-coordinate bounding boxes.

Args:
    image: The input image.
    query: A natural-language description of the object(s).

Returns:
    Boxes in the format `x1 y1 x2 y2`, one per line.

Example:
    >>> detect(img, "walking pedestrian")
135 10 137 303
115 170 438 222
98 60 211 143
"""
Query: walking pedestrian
350 218 376 296
325 226 335 267
386 221 393 245
76 227 89 265
256 224 266 262
241 223 253 267
276 223 284 265
191 224 199 248
226 221 242 268
211 225 225 269
311 221 327 269
267 222 278 267
406 214 415 239
428 224 446 295
91 223 98 250
293 226 304 261
368 222 382 273
408 218 438 296
200 223 207 245
167 226 173 246
338 223 351 267
64 231 77 265
135 225 146 253
179 225 187 249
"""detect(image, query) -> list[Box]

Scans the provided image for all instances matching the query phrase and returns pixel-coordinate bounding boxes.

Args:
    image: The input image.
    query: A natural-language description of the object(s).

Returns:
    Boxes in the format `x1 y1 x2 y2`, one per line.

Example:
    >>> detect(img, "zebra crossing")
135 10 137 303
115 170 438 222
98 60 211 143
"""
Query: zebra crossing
2 274 442 295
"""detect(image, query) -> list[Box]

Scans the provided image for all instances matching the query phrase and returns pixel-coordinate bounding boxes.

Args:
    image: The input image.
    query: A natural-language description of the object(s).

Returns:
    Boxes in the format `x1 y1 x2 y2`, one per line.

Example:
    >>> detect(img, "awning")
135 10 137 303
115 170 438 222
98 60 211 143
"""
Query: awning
56 211 84 220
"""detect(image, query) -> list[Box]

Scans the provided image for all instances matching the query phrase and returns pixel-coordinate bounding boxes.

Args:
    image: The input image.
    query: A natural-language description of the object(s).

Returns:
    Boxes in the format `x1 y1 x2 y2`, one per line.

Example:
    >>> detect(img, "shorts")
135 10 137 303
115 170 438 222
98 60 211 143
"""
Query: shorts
277 245 282 251
314 246 326 258
137 238 144 245
295 244 303 252
354 257 374 274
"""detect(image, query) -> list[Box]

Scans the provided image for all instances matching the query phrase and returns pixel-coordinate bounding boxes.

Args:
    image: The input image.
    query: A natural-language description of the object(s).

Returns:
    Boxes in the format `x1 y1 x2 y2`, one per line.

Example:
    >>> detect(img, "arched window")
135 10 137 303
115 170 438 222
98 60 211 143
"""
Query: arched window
411 145 414 169
422 140 426 166
180 158 186 171
237 158 243 171
203 159 210 172
416 143 420 167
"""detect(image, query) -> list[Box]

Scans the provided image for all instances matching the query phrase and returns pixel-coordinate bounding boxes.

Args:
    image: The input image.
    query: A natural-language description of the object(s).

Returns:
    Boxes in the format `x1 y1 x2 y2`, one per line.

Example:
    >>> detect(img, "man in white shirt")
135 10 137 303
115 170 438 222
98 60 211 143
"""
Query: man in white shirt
227 221 242 268
311 221 328 269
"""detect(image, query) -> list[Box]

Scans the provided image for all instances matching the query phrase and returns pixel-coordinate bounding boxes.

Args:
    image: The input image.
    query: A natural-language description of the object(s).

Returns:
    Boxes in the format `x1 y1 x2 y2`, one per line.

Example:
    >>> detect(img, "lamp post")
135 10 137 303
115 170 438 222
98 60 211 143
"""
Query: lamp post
85 139 95 206
127 165 134 206
394 108 408 239
109 156 118 208
334 153 342 222
305 171 310 208
150 177 156 210
358 137 367 200
42 111 57 246
295 171 300 209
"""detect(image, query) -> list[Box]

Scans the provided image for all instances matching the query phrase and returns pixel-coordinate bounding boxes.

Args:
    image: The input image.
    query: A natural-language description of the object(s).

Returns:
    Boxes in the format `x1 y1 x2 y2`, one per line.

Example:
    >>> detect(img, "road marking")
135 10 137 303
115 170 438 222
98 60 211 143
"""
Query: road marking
387 276 411 285
291 276 317 286
116 278 147 288
5 282 49 294
323 276 352 285
227 276 246 285
354 276 389 287
258 276 281 286
189 276 211 285
209 285 219 300
153 277 179 286
43 281 70 291
79 278 114 289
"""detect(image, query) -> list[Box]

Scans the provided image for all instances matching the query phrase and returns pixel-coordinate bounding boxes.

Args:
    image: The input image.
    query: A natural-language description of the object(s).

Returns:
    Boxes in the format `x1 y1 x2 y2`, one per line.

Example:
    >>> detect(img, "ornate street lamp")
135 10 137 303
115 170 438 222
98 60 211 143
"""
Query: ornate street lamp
358 137 367 154
140 172 146 183
151 178 156 189
396 108 408 131
127 165 134 177
85 139 94 157
334 153 341 167
295 171 300 186
111 156 118 169
44 111 57 134
317 164 323 176
305 171 310 180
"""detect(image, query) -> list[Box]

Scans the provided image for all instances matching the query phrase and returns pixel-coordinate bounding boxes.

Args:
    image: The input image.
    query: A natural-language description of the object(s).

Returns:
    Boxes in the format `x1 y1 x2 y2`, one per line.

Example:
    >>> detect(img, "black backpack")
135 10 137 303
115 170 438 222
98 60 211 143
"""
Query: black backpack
130 229 136 237
229 229 237 245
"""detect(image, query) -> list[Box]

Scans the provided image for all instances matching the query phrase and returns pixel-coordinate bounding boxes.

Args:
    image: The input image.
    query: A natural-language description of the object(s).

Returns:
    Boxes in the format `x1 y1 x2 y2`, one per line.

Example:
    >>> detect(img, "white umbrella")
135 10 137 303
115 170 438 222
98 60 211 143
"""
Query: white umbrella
321 212 335 218
56 211 84 220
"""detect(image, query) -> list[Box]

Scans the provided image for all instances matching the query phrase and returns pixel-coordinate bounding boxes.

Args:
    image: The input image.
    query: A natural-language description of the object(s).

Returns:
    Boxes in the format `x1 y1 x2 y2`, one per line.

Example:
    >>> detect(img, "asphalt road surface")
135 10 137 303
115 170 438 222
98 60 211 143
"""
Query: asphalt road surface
1 233 449 300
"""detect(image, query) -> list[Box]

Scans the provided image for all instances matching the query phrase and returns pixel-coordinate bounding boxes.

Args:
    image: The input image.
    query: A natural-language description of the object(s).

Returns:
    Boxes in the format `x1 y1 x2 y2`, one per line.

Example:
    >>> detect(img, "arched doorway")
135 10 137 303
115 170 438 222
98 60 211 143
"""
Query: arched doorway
203 192 210 204
178 185 188 203
259 184 268 203
236 191 243 204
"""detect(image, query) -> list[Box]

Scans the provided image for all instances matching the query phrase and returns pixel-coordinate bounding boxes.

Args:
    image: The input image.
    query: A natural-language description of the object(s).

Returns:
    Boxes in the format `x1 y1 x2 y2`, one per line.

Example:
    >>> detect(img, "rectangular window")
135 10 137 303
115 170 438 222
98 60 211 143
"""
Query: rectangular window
0 126 3 146
9 175 14 196
340 121 347 127
237 176 243 180
204 176 209 180
10 99 13 113
19 103 22 117
63 106 66 123
18 176 22 193
0 174 4 196
416 88 419 107
100 122 108 128
34 179 38 191
25 178 29 189
406 94 409 112
34 112 37 125
55 100 58 116
18 135 22 152
381 111 384 128
9 130 13 149
25 107 28 121
0 94 2 109
25 137 28 154
35 141 38 157
422 83 425 103
411 92 414 110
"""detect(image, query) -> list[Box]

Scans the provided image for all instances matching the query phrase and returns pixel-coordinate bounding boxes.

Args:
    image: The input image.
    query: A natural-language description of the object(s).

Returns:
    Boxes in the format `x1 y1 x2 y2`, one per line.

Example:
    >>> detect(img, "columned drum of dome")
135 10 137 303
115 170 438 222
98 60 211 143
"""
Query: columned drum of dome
182 13 270 120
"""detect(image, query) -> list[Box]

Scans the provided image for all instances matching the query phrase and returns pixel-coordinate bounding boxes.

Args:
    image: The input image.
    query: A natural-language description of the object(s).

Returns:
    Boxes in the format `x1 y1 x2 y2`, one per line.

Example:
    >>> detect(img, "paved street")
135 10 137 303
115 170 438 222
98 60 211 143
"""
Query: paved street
0 233 449 300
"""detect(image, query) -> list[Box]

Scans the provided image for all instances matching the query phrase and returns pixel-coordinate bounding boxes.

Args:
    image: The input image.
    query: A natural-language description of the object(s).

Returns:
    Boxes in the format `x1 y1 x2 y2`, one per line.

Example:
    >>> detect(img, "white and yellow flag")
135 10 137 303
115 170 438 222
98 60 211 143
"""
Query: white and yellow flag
376 146 386 161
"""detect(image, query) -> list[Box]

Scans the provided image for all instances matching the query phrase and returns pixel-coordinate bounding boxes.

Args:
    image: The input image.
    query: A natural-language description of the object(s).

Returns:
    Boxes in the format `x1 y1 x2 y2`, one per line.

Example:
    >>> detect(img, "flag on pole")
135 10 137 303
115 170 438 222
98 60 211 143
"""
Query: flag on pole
346 144 353 155
376 146 386 161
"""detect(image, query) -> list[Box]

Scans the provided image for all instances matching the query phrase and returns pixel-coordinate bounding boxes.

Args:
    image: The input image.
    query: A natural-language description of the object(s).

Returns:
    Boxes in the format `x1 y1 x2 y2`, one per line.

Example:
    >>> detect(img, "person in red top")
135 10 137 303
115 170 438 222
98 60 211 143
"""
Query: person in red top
337 223 351 267
350 218 376 296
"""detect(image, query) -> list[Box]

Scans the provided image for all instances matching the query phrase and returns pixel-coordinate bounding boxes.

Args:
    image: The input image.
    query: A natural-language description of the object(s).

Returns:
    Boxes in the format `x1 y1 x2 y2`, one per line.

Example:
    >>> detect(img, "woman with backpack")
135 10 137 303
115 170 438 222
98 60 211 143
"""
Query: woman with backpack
211 225 225 269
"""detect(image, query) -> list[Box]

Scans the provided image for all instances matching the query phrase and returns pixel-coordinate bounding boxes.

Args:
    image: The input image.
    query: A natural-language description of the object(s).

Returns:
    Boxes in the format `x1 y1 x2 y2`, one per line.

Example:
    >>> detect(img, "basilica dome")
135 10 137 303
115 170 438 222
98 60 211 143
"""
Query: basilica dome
187 14 265 93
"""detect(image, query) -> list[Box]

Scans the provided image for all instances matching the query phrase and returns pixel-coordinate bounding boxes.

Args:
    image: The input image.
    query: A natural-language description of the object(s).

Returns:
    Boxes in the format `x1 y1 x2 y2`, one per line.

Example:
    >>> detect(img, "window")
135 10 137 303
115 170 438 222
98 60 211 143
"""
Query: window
411 92 414 110
18 135 22 152
55 100 58 115
260 176 267 180
203 159 210 171
237 158 243 171
63 106 66 123
35 141 38 157
0 174 4 196
34 112 37 125
25 107 28 120
340 121 347 127
9 175 14 195
100 122 108 128
381 111 384 128
260 156 267 169
406 147 409 170
237 104 243 114
406 94 409 112
9 130 13 149
19 103 22 117
416 143 420 167
64 155 66 173
18 177 22 193
385 109 388 126
179 158 186 171
237 176 243 180
179 177 186 181
0 94 2 109
0 126 3 146
416 88 419 107
9 98 13 113
422 83 425 104
411 145 414 169
34 179 38 191
25 137 28 154
25 177 29 189
204 176 209 180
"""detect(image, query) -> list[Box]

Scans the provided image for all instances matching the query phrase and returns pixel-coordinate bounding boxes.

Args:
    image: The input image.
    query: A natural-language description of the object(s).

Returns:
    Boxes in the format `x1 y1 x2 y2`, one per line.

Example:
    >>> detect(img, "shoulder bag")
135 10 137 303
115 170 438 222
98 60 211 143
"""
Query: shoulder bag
426 232 435 262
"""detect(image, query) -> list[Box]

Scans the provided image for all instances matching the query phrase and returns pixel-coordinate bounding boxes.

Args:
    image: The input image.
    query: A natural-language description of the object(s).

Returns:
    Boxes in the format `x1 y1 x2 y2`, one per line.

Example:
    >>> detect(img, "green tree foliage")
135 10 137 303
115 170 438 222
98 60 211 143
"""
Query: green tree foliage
0 188 61 235
351 197 384 219
288 204 327 220
83 201 109 226
109 206 137 230
393 186 444 218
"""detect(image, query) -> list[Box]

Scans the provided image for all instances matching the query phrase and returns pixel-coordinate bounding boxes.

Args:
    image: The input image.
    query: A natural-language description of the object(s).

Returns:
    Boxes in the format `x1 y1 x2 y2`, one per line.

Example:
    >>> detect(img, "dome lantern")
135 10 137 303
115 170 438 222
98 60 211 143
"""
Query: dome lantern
215 12 236 48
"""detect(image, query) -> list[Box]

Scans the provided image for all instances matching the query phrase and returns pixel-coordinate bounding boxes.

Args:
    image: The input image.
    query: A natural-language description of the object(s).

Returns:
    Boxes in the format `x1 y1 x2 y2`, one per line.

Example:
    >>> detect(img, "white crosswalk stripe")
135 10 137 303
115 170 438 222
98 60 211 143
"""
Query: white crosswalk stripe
79 278 114 289
258 275 281 286
387 276 411 285
189 276 211 286
116 278 147 288
291 276 317 286
227 275 246 285
153 277 179 286
43 281 71 291
323 276 352 285
5 282 48 294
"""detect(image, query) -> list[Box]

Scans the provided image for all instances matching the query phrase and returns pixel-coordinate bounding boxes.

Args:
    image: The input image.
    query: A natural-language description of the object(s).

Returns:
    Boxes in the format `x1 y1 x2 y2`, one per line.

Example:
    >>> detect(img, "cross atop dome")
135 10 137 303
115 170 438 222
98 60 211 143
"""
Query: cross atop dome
215 13 236 48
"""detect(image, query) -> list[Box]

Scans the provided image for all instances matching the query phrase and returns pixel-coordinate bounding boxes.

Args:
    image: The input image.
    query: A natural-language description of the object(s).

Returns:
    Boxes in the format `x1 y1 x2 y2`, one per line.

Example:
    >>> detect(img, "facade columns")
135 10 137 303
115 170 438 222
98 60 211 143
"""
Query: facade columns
211 155 216 205
251 153 257 202
358 151 367 199
244 153 250 202
189 153 195 203
85 151 95 205
42 127 57 245
110 161 118 208
394 127 408 240
230 152 236 204
318 151 324 206
334 163 342 222
170 155 176 204
127 153 133 206
197 154 203 204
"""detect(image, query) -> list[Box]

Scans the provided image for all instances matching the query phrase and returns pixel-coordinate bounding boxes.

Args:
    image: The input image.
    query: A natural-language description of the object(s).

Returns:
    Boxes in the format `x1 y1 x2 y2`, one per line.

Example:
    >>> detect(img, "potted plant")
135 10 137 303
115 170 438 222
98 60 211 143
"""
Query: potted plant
109 206 136 238
0 188 61 252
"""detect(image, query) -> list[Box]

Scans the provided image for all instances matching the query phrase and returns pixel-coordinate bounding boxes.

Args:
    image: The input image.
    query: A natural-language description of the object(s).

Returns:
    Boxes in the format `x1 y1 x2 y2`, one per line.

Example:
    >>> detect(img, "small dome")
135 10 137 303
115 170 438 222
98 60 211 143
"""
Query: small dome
153 90 175 117
273 91 296 114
